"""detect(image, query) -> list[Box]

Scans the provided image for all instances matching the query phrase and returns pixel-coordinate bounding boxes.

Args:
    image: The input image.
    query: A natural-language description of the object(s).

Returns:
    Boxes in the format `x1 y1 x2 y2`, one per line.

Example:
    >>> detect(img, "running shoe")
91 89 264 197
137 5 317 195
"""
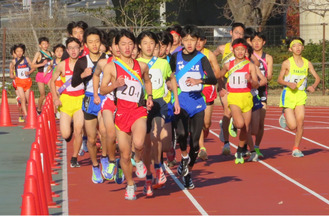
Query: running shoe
198 147 208 161
125 184 136 200
114 159 125 184
92 165 103 184
235 152 244 164
222 142 231 155
78 138 88 156
135 161 147 178
177 157 190 177
292 149 304 157
100 157 110 180
55 112 60 119
229 118 237 138
248 152 259 162
105 162 116 180
182 173 195 190
255 147 264 158
18 116 25 123
70 157 80 168
219 120 225 142
143 179 153 197
153 167 167 189
279 113 286 129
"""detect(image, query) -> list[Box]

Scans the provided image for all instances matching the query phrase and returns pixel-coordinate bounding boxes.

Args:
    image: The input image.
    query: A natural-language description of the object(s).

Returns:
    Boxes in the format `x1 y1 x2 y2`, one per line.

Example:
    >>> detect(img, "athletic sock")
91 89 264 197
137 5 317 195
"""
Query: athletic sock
293 146 299 151
93 164 99 168
237 146 243 153
254 145 259 149
182 154 189 159
224 141 229 145
101 155 108 159
154 163 161 169
109 160 115 164
146 174 153 180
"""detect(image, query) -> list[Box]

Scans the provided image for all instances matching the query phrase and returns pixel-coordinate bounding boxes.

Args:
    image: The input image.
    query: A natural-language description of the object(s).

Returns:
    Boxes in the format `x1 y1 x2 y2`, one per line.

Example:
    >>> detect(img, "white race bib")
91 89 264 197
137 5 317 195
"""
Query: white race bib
178 72 202 92
229 72 248 89
288 74 307 91
116 79 142 103
149 68 163 90
17 67 29 79
66 75 84 92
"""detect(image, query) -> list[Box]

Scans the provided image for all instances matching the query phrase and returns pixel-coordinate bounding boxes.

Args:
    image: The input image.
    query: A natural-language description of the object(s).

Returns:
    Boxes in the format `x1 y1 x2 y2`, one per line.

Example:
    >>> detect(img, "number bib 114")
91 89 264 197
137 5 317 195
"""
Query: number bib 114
116 79 142 103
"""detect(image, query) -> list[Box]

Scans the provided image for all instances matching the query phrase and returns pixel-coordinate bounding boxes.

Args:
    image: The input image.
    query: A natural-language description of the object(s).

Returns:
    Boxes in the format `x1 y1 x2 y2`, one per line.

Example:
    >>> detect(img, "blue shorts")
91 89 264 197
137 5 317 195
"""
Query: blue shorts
252 95 263 112
166 102 174 123
82 92 106 120
178 91 206 117
147 98 172 133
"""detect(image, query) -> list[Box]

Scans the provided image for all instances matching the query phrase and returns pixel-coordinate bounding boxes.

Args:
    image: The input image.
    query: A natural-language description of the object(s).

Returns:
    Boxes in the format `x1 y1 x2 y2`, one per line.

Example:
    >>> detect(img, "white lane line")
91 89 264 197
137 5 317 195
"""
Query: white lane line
265 124 329 150
209 129 329 206
62 140 69 215
164 163 208 216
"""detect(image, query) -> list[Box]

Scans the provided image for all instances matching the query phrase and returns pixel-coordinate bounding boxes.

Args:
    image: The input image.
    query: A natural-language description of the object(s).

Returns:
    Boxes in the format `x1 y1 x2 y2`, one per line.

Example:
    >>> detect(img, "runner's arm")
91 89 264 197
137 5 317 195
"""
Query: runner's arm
100 62 122 95
219 62 229 78
72 58 90 87
255 65 267 87
277 60 296 90
266 54 273 81
248 62 260 89
307 61 320 92
31 52 47 68
140 62 153 110
201 56 217 85
26 57 36 75
213 44 224 57
50 61 64 103
9 60 15 79
250 54 260 67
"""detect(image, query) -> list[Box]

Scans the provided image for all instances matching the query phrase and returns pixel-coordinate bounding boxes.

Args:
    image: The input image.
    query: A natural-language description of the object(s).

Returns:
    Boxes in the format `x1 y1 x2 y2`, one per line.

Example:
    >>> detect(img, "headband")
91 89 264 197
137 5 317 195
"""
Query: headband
170 30 180 37
232 43 247 49
289 39 303 48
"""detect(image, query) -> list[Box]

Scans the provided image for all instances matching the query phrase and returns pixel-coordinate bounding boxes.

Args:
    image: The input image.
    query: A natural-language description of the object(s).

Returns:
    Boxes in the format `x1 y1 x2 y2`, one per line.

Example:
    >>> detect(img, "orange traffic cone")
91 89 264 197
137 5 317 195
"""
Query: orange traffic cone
23 175 42 215
21 192 37 215
24 91 37 129
0 89 14 127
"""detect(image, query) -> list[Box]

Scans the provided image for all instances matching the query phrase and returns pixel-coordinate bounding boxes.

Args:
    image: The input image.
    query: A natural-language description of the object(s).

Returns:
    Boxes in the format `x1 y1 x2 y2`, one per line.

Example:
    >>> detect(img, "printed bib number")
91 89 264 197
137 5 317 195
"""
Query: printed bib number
179 72 202 92
229 72 247 89
291 75 307 90
17 67 29 79
149 68 163 90
116 79 141 103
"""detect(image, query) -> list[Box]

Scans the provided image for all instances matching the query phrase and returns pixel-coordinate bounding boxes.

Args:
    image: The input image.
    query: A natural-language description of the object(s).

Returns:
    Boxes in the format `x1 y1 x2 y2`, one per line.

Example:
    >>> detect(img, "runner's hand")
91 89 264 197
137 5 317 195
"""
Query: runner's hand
186 78 200 86
54 98 62 107
174 100 180 115
81 67 92 78
288 82 297 90
146 97 153 111
94 95 101 105
245 73 251 82
219 89 227 98
307 85 315 93
114 76 125 88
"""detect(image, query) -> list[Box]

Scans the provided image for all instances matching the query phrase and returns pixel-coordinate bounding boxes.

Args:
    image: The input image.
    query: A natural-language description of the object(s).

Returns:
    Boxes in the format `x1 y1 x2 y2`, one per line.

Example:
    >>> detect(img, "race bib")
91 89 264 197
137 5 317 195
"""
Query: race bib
229 72 248 89
179 71 202 92
44 62 51 73
290 75 307 90
65 75 84 92
149 68 163 90
17 67 29 79
116 79 142 103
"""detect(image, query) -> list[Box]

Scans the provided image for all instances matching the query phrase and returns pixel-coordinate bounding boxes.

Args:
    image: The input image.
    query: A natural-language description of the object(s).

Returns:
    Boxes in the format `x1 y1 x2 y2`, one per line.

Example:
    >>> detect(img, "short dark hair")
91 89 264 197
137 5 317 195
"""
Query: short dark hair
83 27 102 43
166 24 182 35
107 28 120 47
65 37 81 47
38 37 49 45
14 43 26 54
10 45 16 55
181 24 199 38
251 31 267 41
115 29 135 45
137 31 158 46
156 31 170 45
232 22 245 32
53 44 66 53
287 37 305 48
198 28 207 40
67 21 88 35
232 38 248 48
244 27 256 40
166 31 173 44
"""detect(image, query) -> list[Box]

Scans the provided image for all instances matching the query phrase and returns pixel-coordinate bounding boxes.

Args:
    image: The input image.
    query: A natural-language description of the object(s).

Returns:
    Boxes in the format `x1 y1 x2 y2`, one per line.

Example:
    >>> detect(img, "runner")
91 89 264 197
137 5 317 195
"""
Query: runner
213 22 245 155
61 21 89 61
277 37 320 157
93 28 124 185
31 37 53 115
50 37 85 168
219 38 259 164
137 31 180 196
251 31 273 157
9 44 34 120
167 24 183 54
9 45 24 122
170 24 217 189
100 29 153 200
196 28 220 160
71 27 108 183
50 44 66 119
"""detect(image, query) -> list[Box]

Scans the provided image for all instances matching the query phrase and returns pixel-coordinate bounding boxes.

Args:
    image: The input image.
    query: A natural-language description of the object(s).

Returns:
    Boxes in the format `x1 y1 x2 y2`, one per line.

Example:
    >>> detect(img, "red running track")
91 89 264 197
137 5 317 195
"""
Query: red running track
8 103 329 215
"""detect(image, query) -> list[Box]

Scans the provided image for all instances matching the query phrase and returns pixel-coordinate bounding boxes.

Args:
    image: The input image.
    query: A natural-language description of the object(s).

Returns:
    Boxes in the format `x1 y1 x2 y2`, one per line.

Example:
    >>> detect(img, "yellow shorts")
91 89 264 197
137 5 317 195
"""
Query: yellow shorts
280 88 307 109
227 92 253 113
59 94 84 117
